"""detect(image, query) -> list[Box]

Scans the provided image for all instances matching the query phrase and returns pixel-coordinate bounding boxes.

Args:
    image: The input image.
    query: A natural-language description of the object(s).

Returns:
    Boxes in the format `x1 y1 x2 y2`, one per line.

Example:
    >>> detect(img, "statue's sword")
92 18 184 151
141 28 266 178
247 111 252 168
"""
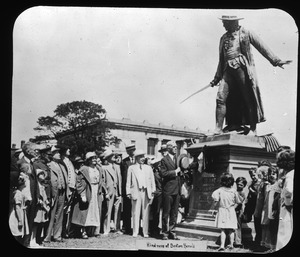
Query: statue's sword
180 83 211 104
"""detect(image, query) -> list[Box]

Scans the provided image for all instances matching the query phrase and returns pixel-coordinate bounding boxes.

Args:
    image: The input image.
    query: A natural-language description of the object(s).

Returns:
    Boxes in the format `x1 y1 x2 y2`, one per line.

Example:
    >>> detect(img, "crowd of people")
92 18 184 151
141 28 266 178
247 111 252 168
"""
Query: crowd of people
9 140 192 247
209 146 294 252
9 140 294 252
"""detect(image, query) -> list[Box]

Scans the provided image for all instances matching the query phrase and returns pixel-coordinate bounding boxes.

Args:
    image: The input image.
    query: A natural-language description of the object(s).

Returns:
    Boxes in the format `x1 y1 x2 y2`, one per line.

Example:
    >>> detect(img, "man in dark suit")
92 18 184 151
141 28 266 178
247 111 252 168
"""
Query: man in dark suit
120 144 136 234
160 141 182 240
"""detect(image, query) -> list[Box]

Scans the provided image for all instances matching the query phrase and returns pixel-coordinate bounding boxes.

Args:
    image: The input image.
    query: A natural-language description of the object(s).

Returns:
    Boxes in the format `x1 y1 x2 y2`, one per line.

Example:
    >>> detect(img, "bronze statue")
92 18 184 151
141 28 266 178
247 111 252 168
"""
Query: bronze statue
210 15 292 136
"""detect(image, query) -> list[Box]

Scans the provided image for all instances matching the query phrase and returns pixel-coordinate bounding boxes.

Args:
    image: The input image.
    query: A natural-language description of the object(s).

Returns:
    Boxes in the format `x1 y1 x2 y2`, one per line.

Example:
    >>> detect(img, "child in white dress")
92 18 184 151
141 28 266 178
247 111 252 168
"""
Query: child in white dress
9 173 30 245
210 172 241 251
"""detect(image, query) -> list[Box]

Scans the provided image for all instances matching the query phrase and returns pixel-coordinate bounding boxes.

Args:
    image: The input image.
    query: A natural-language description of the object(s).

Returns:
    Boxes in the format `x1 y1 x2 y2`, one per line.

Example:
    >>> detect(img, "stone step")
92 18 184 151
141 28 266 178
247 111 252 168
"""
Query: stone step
178 219 219 233
174 226 220 241
175 218 256 242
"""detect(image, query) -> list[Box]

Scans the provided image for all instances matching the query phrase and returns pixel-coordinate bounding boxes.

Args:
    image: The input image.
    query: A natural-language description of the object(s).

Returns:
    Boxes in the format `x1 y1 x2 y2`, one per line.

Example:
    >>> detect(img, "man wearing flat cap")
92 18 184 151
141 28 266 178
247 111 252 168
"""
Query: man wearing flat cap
120 144 136 234
210 15 291 136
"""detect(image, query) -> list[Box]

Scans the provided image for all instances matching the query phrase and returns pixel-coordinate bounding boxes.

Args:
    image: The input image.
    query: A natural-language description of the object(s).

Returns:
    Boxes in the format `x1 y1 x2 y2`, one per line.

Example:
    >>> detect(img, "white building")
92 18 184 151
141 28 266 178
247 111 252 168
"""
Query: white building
107 117 206 159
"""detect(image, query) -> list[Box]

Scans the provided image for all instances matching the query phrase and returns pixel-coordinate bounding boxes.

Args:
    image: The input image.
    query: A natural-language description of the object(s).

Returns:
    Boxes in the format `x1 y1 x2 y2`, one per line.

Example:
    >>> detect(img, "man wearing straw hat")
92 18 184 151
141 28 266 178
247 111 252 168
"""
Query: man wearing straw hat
126 149 156 238
120 144 136 235
210 15 292 136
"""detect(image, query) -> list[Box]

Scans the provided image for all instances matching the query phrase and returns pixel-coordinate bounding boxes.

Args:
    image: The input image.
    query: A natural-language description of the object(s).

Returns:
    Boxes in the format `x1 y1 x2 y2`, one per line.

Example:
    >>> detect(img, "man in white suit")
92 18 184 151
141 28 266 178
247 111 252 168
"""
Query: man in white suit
126 150 156 237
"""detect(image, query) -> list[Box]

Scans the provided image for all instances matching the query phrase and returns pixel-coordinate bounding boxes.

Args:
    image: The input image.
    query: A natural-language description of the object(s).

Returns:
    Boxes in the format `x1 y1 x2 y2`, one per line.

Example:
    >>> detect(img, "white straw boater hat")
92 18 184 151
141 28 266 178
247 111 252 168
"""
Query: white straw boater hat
218 15 244 21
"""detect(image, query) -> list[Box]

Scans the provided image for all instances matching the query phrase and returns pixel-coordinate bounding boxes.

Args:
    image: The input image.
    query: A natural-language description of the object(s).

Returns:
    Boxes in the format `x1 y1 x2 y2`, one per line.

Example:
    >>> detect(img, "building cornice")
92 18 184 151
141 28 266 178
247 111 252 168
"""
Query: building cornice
106 117 206 138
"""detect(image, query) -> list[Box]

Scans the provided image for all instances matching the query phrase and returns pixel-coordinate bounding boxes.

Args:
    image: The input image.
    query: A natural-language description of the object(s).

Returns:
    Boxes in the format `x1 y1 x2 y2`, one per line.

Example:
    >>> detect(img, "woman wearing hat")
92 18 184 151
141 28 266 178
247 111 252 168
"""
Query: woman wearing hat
71 152 106 239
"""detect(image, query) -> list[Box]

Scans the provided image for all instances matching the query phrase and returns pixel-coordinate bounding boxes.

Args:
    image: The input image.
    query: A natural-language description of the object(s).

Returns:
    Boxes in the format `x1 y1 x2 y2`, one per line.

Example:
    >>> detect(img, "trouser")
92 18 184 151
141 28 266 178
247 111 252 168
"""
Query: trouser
44 189 66 241
113 197 122 231
254 216 262 244
162 193 180 237
131 188 151 236
216 66 257 130
269 219 279 249
235 214 243 245
122 196 132 233
103 192 116 234
150 194 162 234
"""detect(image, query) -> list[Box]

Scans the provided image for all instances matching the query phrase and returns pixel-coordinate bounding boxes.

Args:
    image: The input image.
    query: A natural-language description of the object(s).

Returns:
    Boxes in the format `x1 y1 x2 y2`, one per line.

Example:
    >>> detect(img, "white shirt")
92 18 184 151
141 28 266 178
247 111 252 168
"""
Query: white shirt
136 164 147 189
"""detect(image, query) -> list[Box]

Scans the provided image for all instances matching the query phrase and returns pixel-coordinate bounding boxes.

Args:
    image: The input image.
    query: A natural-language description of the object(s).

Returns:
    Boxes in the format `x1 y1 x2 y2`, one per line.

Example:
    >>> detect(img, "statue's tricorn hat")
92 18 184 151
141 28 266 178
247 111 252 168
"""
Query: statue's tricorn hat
218 15 244 21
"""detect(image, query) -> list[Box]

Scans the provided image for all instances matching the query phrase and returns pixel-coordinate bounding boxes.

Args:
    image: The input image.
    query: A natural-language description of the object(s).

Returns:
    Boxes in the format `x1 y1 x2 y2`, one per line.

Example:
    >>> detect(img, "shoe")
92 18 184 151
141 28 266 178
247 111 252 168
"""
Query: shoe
247 130 257 137
233 243 243 248
29 242 41 248
82 232 88 239
169 233 179 240
42 239 50 244
94 234 101 238
226 245 234 250
217 247 225 251
115 231 123 235
144 234 149 238
132 234 138 238
162 236 168 240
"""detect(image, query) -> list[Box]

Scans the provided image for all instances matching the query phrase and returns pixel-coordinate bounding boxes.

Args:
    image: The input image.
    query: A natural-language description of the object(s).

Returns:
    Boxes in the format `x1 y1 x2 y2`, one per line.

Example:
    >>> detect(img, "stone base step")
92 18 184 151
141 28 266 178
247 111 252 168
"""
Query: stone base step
175 218 255 242
174 226 220 242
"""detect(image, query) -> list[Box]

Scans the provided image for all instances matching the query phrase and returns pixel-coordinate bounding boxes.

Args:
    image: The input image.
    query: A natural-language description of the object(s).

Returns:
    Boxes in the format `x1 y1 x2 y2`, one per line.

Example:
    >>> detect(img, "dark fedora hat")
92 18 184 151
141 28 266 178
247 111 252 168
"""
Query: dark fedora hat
158 144 167 153
177 153 190 170
218 15 244 21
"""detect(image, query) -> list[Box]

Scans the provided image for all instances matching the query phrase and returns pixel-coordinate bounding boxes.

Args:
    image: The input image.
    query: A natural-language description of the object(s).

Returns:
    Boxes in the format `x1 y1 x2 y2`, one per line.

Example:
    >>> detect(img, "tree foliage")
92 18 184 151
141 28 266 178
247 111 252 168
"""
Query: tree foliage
33 100 117 156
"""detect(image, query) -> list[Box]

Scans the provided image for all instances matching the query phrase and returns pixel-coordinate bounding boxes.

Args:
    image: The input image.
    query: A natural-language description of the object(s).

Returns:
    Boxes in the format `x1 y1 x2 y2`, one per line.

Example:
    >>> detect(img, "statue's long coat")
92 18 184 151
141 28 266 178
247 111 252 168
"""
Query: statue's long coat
213 27 281 126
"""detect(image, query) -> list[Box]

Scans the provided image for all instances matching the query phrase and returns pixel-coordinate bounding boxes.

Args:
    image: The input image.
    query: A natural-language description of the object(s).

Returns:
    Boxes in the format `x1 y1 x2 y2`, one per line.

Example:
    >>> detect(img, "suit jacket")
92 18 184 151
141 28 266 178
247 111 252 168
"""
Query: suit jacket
214 27 281 125
102 163 118 198
126 163 156 200
153 167 162 197
47 160 68 199
17 157 37 204
113 163 122 197
121 156 136 197
160 154 181 196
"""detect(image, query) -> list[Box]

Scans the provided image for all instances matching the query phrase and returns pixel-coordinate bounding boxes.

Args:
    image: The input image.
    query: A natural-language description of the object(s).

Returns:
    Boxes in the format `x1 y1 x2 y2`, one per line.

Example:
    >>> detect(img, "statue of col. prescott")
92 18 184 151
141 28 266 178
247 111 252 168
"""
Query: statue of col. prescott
210 15 292 136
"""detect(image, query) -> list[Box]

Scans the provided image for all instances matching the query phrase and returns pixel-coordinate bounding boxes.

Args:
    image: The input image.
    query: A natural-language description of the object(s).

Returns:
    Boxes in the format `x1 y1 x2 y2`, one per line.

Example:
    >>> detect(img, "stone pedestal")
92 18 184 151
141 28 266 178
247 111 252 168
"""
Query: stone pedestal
175 134 277 241
187 133 276 213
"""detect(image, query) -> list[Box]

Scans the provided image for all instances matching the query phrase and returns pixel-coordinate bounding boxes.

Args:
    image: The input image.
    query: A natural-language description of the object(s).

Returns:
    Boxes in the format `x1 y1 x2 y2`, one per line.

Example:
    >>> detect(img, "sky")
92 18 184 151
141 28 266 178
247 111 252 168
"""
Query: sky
11 7 298 149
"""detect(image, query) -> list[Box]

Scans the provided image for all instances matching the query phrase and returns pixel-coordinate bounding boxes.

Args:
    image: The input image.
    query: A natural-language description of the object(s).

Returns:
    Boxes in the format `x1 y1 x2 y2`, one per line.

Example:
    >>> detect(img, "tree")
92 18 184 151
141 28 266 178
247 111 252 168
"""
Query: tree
33 100 115 156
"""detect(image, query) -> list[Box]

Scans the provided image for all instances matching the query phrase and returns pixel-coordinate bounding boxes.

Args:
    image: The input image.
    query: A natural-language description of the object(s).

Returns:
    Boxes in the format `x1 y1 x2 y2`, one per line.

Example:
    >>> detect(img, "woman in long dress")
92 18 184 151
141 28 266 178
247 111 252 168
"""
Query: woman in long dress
71 152 106 238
